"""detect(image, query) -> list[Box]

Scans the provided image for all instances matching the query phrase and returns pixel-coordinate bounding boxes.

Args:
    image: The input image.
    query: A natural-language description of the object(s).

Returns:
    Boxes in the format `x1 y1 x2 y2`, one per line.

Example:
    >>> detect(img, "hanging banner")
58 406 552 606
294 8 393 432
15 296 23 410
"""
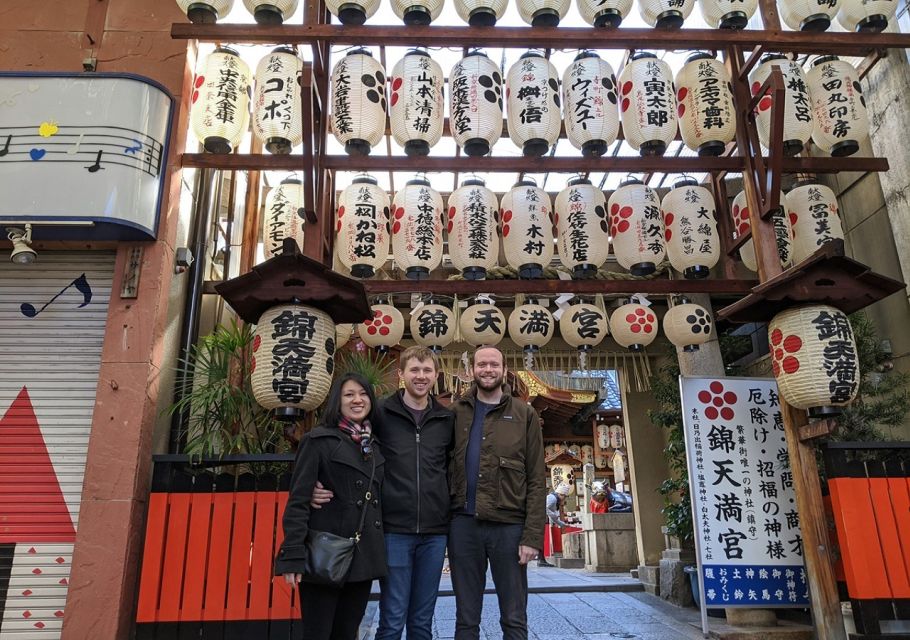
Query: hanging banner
680 376 808 610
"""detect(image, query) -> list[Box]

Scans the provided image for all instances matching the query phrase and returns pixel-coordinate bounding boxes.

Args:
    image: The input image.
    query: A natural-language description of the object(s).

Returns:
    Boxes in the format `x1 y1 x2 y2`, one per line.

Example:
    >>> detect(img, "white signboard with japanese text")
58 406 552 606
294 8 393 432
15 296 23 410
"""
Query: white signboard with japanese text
680 376 809 608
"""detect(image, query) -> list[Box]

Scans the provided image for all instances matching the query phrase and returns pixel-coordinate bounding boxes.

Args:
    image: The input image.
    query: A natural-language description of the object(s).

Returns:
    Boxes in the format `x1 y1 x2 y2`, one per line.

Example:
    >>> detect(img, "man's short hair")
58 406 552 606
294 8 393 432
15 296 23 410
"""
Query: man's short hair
399 345 440 372
470 345 505 366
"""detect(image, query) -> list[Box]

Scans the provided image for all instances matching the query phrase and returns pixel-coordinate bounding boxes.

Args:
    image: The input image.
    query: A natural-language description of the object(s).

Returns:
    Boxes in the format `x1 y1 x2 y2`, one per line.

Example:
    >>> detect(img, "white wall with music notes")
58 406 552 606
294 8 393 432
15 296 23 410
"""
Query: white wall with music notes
0 73 173 240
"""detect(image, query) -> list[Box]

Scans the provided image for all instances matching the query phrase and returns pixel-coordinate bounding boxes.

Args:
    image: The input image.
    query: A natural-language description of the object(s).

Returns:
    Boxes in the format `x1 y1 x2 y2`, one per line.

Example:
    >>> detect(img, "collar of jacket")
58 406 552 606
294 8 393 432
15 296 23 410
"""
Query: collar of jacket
309 424 385 471
384 389 448 420
460 383 513 409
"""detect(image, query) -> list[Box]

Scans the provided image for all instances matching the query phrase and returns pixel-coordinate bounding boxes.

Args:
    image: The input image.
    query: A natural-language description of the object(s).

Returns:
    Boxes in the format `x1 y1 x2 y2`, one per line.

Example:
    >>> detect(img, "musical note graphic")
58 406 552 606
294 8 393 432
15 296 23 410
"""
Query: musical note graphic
0 135 10 157
20 274 93 318
67 133 84 155
124 139 143 155
84 150 103 173
38 121 58 137
29 148 46 161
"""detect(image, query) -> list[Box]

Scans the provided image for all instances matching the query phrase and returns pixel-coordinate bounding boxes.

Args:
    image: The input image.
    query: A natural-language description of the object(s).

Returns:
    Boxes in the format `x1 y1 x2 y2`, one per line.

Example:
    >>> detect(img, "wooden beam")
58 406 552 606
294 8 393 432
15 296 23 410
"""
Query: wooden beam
238 138 263 274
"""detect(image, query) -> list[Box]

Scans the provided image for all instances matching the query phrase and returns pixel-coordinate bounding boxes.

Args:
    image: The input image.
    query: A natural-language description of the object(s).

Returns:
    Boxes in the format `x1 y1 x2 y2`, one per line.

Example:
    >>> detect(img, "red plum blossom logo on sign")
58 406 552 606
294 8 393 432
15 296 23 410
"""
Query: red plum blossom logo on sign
698 381 737 420
625 307 655 334
363 309 394 336
770 327 802 376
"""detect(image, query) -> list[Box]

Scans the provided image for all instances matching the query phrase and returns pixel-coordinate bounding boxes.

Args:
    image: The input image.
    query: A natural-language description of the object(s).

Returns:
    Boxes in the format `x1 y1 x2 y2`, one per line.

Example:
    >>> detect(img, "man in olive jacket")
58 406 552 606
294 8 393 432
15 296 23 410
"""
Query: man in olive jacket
448 345 546 640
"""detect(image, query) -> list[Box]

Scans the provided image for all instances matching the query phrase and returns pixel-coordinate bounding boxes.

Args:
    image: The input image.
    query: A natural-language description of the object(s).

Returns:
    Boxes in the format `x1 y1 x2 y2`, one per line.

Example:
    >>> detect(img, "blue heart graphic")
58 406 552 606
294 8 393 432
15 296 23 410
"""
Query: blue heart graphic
29 148 46 161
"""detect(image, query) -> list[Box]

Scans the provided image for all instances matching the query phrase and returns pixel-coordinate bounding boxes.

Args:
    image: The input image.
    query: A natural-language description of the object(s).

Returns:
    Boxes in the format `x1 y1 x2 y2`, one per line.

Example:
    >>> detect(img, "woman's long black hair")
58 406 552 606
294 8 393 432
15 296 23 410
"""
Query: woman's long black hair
320 372 378 428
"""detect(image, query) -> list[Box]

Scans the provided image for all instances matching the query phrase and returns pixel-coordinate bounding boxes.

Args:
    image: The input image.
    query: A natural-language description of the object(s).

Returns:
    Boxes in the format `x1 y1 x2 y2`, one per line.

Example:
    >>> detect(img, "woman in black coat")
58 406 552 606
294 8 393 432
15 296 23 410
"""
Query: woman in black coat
276 372 387 640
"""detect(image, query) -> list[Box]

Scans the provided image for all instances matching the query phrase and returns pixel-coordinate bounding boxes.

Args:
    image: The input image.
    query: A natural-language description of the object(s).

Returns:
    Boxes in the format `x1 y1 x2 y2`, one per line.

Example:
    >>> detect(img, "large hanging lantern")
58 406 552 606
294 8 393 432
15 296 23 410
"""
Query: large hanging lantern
661 178 719 279
610 303 658 352
663 301 713 352
517 0 571 25
577 0 632 26
506 52 562 158
459 302 506 346
562 52 620 157
331 49 387 157
263 177 305 257
449 51 503 157
501 179 555 279
243 0 298 23
608 178 665 276
837 0 895 31
251 304 335 419
455 0 508 23
177 0 234 23
779 0 842 30
559 302 609 367
410 303 456 353
391 0 444 23
508 304 555 357
555 177 610 278
618 53 678 157
336 175 390 278
732 189 792 272
675 53 736 157
325 0 380 23
750 55 814 157
253 47 304 155
447 177 499 280
190 47 252 155
698 0 757 27
391 177 444 280
768 305 859 417
359 304 405 353
390 49 445 157
639 0 694 27
786 182 845 264
806 56 869 158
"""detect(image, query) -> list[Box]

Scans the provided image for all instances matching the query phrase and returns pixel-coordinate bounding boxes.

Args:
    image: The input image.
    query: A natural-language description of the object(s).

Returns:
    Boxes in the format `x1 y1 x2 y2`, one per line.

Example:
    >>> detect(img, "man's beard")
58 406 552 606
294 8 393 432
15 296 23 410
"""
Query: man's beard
475 373 503 391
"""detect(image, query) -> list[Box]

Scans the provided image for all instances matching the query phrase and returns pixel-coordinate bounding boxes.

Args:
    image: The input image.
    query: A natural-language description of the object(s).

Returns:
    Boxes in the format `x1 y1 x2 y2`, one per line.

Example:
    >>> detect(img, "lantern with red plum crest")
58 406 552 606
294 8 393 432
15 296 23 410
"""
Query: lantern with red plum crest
661 178 719 279
391 177 444 280
390 49 445 157
608 178 666 276
786 182 845 264
750 55 814 157
675 52 736 157
359 304 405 353
610 303 658 352
555 177 611 278
336 175 390 278
618 53 678 157
447 178 499 280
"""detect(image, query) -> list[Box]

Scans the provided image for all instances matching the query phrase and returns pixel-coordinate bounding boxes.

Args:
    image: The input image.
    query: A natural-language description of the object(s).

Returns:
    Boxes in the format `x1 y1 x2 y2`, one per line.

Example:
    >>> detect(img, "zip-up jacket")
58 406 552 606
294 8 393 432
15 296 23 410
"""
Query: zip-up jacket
373 390 454 535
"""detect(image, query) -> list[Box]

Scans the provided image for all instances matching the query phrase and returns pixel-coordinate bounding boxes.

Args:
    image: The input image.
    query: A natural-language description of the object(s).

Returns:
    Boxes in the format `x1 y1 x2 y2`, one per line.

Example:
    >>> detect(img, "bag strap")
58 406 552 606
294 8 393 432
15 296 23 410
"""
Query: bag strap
352 453 377 543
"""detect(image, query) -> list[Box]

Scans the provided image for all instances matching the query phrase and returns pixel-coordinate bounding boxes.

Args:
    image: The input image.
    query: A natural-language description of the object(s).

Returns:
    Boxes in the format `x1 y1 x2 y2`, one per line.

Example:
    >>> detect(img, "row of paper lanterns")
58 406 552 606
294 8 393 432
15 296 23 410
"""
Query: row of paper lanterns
178 0 896 32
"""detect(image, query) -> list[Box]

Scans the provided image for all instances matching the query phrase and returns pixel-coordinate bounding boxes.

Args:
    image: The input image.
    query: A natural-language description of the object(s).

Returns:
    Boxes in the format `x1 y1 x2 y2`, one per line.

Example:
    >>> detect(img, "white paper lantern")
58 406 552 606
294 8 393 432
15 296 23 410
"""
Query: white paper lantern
455 0 508 23
661 178 719 279
460 303 506 346
517 0 571 25
336 323 355 349
675 53 736 157
336 175 390 278
253 47 304 155
391 0 445 23
577 0 632 25
806 56 869 157
639 0 694 26
449 51 503 157
780 0 841 30
732 189 792 272
251 304 335 418
501 179 555 279
608 424 625 448
410 304 456 352
562 52 620 157
663 301 713 352
559 303 609 351
610 303 658 351
263 177 305 257
508 304 555 353
391 177 444 280
768 305 859 416
389 49 445 157
838 0 895 31
177 0 234 23
506 52 562 157
447 177 499 280
359 304 405 352
581 445 595 466
555 177 610 278
698 0 756 26
331 49 387 156
190 47 252 155
243 0 298 23
786 182 845 264
325 0 380 23
750 55 814 157
618 53 678 157
596 424 610 448
608 179 665 276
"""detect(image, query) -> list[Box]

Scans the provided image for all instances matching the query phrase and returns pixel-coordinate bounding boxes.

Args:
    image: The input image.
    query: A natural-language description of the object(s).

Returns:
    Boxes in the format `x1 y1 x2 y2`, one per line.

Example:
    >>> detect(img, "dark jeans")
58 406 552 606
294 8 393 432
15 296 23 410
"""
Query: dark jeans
299 579 373 640
448 515 528 640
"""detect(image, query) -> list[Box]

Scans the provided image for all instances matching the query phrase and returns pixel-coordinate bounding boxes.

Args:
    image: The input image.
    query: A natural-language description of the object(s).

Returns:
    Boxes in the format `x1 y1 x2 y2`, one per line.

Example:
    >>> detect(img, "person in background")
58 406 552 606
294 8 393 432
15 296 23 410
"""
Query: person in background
589 481 611 514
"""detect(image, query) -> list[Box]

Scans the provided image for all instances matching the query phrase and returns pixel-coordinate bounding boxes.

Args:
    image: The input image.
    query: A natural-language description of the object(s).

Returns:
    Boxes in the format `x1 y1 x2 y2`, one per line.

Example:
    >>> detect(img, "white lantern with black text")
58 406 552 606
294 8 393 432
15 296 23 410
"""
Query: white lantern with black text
639 0 694 27
506 52 562 158
750 55 814 157
517 0 571 25
455 0 508 23
391 177 444 279
732 189 793 272
449 51 503 157
501 179 555 279
661 178 719 279
806 56 869 157
336 175 390 278
610 303 658 351
243 0 298 23
325 0 380 23
460 303 506 346
191 47 252 154
509 304 555 353
663 301 713 351
447 177 499 280
675 52 736 157
838 0 895 31
263 177 305 257
618 53 678 157
390 49 445 156
562 52 620 157
177 0 234 23
577 0 632 26
555 177 610 278
560 303 608 370
786 182 845 264
391 0 445 23
331 49 387 156
359 304 405 353
698 0 756 27
780 0 841 30
410 304 456 352
253 47 304 155
608 178 665 276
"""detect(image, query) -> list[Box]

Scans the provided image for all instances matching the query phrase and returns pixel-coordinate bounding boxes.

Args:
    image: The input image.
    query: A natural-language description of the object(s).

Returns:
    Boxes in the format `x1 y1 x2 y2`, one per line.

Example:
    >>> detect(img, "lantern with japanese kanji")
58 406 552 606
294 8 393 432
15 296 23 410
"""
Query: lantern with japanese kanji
663 300 713 352
325 0 380 23
780 0 842 30
596 424 609 448
506 52 562 158
177 0 234 23
336 323 355 349
336 175 390 278
447 177 499 280
559 303 609 353
555 177 610 278
359 304 405 353
806 56 869 157
449 51 503 157
697 0 756 27
639 0 694 27
618 53 678 157
391 0 445 23
389 50 444 157
501 179 555 279
577 0 632 26
410 303 456 353
190 47 252 154
838 0 895 31
243 0 298 23
786 182 845 264
661 178 719 279
610 303 658 352
253 47 304 155
750 55 814 156
263 177 305 257
768 305 859 416
581 445 595 466
608 424 625 448
454 0 508 23
608 178 666 276
732 189 793 272
460 302 506 346
331 49 387 156
675 52 736 157
508 304 555 353
517 0 571 25
251 304 336 417
562 52 620 157
391 177 444 280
